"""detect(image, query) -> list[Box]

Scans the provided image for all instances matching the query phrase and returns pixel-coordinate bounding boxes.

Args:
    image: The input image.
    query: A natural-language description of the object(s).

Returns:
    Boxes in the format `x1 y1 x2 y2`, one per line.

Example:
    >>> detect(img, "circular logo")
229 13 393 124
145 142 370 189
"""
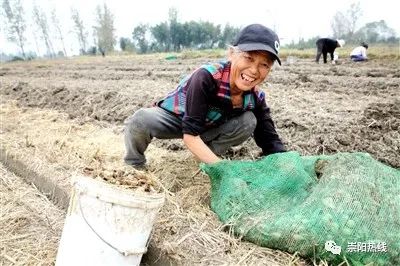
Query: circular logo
274 40 280 52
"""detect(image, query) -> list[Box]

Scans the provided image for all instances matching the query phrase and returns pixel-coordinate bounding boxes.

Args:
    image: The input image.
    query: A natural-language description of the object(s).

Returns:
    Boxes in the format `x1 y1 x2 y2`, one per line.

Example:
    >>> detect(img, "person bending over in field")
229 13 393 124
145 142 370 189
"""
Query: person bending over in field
315 38 345 64
350 42 368 62
124 24 286 169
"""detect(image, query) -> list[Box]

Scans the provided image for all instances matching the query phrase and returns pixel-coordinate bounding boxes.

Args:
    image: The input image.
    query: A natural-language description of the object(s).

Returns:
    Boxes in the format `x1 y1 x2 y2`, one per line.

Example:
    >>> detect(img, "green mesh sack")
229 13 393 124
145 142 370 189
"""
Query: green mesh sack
201 151 400 265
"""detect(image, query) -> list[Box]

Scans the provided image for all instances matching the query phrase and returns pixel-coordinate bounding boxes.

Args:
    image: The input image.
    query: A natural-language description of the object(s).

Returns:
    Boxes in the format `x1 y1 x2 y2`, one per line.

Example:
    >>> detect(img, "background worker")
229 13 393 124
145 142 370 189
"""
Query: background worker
315 38 345 64
350 42 369 62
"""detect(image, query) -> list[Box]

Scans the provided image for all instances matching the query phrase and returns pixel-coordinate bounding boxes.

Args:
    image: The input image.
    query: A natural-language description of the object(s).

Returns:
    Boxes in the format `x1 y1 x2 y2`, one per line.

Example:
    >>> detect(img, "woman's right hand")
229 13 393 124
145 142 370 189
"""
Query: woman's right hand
183 134 221 164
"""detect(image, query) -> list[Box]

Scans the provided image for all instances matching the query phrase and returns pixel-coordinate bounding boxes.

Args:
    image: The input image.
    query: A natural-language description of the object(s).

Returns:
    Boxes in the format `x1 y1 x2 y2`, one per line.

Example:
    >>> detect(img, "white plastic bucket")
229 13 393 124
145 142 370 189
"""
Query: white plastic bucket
55 175 165 266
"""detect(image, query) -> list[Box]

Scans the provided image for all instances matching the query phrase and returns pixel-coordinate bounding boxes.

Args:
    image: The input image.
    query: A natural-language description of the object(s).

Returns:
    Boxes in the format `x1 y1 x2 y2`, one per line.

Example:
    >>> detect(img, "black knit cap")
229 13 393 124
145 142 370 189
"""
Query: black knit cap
232 24 281 65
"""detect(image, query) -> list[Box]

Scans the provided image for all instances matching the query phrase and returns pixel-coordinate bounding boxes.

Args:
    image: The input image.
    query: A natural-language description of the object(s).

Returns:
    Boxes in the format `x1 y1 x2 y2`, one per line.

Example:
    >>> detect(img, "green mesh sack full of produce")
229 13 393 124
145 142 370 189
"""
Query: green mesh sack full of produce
201 151 400 265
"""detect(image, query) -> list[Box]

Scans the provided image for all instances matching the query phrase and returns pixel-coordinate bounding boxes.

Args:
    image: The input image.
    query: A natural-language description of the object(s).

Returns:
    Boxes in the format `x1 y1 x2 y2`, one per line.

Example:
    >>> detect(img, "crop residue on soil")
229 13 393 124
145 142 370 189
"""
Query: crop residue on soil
1 55 399 265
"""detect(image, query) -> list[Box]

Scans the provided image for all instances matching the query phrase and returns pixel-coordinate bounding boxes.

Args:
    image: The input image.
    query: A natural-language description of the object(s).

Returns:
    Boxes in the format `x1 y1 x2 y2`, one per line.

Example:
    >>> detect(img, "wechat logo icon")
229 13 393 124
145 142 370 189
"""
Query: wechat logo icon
325 240 341 255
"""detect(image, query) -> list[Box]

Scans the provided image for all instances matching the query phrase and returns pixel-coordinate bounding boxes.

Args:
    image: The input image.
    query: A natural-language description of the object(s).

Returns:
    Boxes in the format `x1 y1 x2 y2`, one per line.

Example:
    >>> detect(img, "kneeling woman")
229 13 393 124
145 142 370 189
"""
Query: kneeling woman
350 42 368 62
124 24 286 168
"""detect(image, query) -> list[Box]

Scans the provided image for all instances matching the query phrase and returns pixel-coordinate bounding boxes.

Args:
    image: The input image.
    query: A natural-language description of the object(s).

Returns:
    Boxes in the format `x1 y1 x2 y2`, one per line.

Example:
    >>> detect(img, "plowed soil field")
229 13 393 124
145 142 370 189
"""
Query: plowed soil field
1 54 399 265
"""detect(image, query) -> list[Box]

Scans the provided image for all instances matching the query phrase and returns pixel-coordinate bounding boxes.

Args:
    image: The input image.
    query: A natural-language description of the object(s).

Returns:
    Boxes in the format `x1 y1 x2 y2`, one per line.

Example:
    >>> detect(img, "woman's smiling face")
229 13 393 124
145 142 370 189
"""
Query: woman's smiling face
228 48 274 92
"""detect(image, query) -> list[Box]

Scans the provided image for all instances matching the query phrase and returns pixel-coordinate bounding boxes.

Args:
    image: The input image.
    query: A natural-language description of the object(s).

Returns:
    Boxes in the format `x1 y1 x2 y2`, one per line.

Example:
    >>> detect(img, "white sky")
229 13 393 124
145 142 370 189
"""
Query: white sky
1 0 399 56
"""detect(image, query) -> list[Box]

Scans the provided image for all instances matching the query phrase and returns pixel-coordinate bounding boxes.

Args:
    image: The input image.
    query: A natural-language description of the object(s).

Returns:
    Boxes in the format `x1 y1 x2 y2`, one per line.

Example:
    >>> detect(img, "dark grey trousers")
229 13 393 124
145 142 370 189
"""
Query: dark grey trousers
124 107 257 166
316 41 333 63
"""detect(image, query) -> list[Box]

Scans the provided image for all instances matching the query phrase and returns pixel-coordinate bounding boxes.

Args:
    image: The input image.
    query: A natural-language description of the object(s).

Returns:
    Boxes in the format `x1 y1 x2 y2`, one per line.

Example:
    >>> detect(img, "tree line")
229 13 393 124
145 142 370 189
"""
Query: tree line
125 8 240 54
1 0 116 58
1 0 398 59
1 1 238 58
287 3 398 49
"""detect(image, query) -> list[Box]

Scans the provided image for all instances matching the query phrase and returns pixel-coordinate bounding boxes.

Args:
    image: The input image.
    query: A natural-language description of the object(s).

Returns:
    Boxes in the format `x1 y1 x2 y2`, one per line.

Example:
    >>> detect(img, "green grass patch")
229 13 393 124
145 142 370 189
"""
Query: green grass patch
180 49 226 59
43 44 398 62
280 44 399 60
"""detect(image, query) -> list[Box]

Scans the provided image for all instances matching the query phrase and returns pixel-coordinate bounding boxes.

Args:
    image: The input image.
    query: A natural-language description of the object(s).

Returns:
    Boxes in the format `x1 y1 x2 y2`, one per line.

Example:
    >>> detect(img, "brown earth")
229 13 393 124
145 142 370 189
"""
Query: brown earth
1 55 399 167
0 54 399 265
0 162 65 265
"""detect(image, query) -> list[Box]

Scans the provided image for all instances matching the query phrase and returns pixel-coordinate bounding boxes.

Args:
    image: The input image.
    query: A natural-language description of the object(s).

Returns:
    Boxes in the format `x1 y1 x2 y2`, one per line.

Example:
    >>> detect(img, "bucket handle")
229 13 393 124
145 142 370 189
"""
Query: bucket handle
78 194 148 256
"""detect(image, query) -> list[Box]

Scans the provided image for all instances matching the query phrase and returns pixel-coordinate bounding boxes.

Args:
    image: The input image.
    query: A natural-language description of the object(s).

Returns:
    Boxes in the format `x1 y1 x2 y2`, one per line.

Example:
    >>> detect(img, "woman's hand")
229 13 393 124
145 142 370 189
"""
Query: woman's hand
183 134 221 164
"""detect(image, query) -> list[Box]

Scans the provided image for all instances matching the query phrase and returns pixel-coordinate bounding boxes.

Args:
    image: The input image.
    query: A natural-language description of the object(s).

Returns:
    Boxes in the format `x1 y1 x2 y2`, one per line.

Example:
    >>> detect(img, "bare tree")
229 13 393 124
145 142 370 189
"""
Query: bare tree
71 7 88 54
51 8 67 56
1 0 26 58
31 28 41 55
32 4 55 56
346 2 362 38
93 3 116 56
331 11 349 38
331 2 362 40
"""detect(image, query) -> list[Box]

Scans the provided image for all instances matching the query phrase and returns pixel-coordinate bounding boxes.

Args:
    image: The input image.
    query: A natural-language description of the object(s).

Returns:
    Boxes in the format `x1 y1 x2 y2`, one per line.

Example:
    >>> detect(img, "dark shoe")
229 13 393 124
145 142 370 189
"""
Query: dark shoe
130 163 147 171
